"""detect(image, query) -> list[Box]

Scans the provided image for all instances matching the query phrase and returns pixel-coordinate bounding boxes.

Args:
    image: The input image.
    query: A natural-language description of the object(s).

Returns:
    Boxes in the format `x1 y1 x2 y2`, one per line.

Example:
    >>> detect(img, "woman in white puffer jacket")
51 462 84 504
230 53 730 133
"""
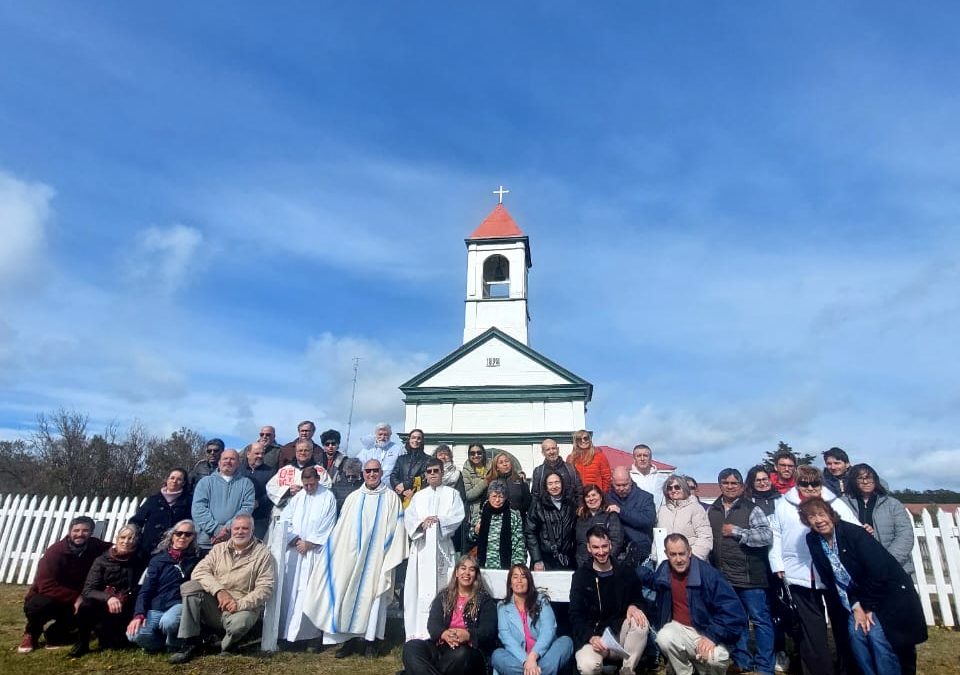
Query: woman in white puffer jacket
768 465 859 675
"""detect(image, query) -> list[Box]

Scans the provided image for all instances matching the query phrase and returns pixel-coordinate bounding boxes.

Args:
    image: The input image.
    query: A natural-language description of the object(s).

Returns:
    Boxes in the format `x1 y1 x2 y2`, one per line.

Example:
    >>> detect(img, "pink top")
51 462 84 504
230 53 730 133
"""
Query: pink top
450 595 469 630
519 607 536 652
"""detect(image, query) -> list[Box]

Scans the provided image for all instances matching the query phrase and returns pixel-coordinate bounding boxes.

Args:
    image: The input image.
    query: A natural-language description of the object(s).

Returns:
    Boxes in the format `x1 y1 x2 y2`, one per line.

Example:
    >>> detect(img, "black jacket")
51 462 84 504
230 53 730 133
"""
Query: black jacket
575 511 623 567
391 450 430 491
531 460 582 503
494 474 532 515
427 589 498 653
82 550 141 607
129 491 192 561
240 462 274 521
524 495 577 569
569 560 647 648
807 520 927 652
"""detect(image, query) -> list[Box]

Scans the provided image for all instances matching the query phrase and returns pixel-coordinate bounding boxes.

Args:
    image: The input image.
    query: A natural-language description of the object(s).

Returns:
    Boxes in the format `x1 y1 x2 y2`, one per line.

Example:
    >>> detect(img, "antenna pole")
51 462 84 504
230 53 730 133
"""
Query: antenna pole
344 356 360 453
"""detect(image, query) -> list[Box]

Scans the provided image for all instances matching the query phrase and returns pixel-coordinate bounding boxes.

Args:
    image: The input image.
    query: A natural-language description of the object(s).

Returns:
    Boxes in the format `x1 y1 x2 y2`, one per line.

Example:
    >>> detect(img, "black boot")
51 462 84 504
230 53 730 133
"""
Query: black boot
335 638 359 659
68 639 89 658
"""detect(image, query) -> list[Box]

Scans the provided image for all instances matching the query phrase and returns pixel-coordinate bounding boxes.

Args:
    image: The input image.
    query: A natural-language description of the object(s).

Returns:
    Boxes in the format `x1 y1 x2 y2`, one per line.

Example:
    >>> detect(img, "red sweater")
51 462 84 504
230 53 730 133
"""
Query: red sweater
568 451 612 493
26 536 111 604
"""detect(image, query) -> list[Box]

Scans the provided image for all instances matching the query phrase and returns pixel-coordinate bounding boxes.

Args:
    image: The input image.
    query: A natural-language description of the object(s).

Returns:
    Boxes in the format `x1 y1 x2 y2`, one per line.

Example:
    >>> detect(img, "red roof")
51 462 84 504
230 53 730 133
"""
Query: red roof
469 204 525 239
597 445 676 472
597 445 722 499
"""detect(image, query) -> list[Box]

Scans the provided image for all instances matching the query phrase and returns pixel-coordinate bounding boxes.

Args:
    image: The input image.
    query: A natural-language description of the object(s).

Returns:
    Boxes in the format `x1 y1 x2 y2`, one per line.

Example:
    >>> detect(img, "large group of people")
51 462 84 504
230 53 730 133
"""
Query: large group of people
16 424 927 675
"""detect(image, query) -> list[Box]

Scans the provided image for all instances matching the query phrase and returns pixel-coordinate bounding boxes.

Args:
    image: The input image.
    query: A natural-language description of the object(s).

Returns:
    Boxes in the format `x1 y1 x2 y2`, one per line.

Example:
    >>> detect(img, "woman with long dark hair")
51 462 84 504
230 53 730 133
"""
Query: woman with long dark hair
744 465 781 516
574 484 623 567
401 555 497 675
802 497 926 675
487 452 531 516
525 471 577 571
841 463 915 574
126 519 199 653
492 564 574 675
128 468 192 565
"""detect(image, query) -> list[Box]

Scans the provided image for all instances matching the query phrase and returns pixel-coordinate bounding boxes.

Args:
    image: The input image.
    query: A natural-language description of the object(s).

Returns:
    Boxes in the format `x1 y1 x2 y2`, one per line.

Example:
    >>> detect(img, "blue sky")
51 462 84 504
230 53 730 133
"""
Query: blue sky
1 3 958 489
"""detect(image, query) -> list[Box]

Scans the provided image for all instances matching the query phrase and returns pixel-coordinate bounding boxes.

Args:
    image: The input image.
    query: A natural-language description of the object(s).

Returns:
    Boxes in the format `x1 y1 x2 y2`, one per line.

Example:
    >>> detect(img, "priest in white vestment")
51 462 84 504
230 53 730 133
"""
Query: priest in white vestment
265 440 331 539
263 467 336 648
402 456 464 641
302 458 409 657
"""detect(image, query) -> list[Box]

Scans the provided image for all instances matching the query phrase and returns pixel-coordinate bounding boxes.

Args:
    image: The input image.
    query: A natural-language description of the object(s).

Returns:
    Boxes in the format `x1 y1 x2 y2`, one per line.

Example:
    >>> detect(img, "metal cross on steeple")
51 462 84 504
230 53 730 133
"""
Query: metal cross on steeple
492 185 510 204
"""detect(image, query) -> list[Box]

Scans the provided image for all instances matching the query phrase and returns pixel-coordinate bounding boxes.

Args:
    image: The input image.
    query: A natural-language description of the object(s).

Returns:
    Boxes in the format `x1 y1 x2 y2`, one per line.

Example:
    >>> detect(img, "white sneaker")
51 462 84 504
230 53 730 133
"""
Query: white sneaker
775 651 790 673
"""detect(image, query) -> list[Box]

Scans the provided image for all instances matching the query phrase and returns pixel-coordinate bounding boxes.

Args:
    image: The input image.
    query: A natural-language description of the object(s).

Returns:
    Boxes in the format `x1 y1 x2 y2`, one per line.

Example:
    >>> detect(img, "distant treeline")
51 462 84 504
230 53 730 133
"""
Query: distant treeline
0 409 204 498
890 489 960 504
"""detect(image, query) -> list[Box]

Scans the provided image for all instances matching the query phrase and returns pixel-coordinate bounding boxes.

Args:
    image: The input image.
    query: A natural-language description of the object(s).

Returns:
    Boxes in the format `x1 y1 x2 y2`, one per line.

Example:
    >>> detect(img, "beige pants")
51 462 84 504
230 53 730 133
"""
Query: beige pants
655 621 730 675
574 617 648 675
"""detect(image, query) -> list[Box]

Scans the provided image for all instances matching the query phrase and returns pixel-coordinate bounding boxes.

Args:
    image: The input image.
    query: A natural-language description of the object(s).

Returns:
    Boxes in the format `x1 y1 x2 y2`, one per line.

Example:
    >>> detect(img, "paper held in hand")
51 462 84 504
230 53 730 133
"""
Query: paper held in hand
601 627 630 659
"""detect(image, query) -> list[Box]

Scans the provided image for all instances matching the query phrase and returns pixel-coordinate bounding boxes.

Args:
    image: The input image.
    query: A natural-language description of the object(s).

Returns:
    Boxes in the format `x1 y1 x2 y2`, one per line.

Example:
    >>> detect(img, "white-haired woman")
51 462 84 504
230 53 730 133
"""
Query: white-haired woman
126 519 199 653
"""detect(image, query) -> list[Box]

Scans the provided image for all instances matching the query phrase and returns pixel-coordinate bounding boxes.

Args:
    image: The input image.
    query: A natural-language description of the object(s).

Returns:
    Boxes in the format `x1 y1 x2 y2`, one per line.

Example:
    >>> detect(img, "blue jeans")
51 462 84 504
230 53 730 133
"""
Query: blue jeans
848 612 901 675
732 587 775 675
491 636 574 675
128 605 183 652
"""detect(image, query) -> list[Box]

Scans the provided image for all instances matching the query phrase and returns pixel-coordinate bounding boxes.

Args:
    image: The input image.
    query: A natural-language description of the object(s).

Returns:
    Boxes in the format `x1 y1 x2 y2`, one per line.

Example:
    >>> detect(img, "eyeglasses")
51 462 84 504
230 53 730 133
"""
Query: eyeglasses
425 468 441 474
363 468 381 474
797 480 821 488
576 436 590 442
469 450 484 456
205 447 219 454
666 485 683 491
856 476 875 483
172 531 195 538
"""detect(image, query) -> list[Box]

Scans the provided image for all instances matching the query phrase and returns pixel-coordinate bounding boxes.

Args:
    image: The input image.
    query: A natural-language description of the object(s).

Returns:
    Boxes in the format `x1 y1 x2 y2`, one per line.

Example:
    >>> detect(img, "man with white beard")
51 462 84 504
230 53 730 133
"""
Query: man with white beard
402 456 465 641
356 423 405 483
262 467 336 651
303 459 408 658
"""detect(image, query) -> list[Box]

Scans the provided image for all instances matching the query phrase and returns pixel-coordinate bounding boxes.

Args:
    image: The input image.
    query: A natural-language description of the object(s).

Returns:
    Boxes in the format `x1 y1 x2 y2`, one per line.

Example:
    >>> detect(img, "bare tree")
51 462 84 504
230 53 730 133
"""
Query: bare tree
141 427 206 496
32 409 92 497
0 439 40 493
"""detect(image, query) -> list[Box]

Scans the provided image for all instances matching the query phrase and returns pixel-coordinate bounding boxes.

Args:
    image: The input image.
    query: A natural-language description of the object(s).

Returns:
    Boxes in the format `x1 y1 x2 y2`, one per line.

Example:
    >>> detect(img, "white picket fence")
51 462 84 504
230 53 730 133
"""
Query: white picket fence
0 493 140 586
1 493 959 627
912 507 960 627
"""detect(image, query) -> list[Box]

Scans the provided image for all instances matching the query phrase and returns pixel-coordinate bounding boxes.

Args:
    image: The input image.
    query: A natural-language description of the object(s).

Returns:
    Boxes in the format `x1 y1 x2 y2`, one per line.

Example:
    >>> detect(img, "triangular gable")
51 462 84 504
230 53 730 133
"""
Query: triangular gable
400 327 591 394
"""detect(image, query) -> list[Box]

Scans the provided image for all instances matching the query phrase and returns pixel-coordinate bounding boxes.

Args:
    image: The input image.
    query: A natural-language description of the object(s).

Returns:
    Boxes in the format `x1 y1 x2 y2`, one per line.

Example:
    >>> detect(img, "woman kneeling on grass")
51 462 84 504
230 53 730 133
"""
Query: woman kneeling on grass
71 524 141 657
126 519 199 653
491 563 573 675
401 555 497 675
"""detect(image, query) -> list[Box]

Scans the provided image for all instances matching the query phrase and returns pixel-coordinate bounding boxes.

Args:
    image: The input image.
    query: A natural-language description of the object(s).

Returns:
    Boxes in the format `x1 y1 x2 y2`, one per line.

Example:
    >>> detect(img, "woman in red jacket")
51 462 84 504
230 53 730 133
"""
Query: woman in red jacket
566 430 611 493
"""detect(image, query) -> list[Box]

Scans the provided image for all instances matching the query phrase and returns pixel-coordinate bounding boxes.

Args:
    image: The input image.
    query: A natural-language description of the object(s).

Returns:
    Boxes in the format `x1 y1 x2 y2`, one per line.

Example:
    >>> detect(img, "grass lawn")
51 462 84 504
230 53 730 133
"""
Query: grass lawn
2 583 958 674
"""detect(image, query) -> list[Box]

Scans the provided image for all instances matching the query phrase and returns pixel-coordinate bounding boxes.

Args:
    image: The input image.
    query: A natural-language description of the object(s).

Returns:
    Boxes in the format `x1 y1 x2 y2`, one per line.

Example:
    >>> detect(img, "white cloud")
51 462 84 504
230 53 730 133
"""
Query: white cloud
126 223 203 294
882 448 960 488
0 170 54 286
303 332 431 429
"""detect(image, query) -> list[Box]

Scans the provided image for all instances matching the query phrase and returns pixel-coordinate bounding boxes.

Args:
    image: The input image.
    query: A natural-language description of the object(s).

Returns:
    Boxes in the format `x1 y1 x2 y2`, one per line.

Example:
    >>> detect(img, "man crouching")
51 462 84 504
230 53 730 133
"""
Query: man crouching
168 513 275 663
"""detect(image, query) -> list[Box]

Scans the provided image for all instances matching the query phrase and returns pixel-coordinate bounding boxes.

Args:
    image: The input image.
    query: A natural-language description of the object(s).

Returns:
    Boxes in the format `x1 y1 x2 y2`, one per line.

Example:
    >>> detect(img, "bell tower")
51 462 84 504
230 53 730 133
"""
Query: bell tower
463 191 531 345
